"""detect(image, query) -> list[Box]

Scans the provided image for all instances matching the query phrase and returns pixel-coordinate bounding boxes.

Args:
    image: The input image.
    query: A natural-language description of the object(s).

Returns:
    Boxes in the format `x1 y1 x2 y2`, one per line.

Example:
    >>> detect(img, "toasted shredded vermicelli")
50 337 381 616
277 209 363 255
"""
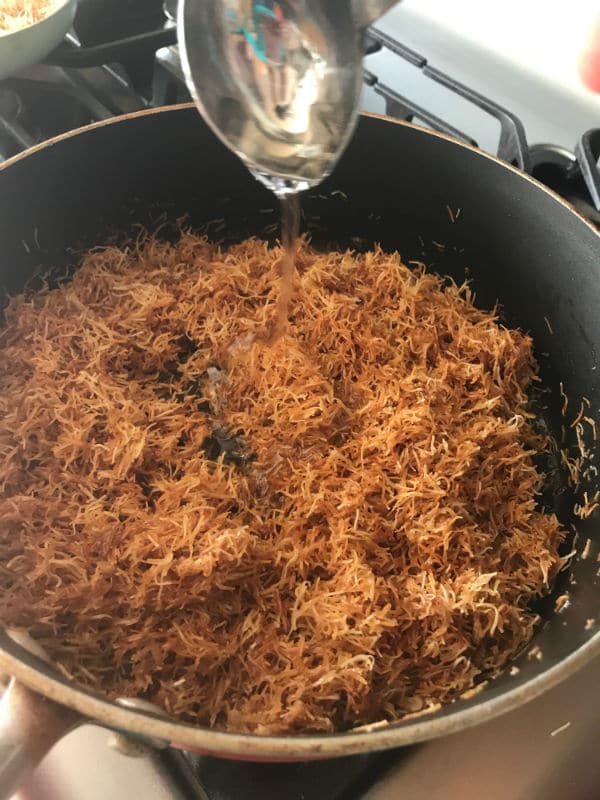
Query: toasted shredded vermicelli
0 234 566 733
0 0 57 32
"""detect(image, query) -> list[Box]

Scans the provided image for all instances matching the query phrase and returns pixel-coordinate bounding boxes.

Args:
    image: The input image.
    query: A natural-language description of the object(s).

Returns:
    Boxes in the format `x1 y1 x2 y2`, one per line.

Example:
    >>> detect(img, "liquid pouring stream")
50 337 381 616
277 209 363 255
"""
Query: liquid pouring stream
179 0 400 334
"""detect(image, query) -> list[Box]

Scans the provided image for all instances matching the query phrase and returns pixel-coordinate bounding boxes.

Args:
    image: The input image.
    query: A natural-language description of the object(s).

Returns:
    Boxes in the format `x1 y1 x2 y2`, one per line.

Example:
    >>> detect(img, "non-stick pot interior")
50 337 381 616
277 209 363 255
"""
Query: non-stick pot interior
0 107 597 747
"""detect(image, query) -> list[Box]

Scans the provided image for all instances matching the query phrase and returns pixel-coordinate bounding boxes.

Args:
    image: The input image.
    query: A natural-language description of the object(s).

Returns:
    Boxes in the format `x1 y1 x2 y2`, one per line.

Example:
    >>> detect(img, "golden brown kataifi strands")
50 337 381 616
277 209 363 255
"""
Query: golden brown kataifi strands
0 234 566 734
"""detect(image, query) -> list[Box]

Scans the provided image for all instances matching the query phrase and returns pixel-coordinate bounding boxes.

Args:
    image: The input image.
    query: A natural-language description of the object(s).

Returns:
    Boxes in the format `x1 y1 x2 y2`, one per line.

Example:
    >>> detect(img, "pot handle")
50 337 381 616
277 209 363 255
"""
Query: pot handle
0 678 81 800
44 27 177 68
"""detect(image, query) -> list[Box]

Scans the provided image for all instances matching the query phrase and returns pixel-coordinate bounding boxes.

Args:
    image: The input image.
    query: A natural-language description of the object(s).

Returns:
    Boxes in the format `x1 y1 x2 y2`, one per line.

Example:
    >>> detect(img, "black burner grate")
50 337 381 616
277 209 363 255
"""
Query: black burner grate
365 29 531 171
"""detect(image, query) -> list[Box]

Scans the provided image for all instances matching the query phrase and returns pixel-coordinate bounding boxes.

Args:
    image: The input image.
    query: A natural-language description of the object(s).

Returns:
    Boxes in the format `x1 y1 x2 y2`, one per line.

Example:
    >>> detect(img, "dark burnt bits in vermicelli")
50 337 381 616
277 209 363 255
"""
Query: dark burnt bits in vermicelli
0 234 566 734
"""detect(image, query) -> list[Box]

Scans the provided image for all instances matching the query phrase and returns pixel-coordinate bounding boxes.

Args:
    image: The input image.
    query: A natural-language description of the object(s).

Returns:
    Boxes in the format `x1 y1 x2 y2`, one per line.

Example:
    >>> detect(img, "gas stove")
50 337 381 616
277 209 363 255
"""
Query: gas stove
0 1 598 221
3 2 600 799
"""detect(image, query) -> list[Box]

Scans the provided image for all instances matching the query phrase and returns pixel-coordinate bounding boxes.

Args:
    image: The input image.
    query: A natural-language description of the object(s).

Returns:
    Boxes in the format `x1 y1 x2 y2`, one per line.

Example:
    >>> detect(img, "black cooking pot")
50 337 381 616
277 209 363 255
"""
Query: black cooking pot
0 106 598 798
